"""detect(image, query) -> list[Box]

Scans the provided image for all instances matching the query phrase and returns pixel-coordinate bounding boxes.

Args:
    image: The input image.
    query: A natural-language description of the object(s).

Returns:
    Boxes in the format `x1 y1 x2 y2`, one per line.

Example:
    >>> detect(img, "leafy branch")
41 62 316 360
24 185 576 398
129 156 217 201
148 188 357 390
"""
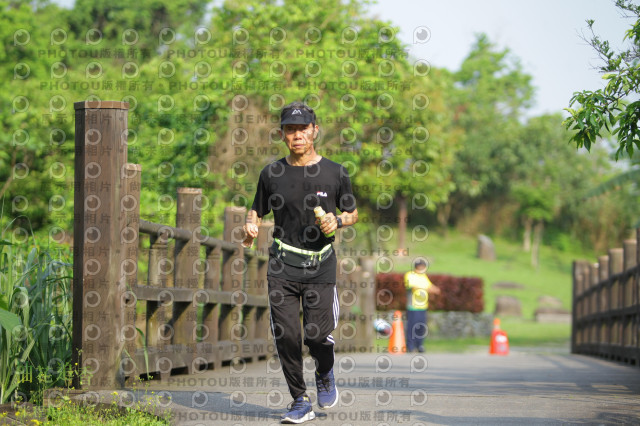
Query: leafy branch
565 0 640 159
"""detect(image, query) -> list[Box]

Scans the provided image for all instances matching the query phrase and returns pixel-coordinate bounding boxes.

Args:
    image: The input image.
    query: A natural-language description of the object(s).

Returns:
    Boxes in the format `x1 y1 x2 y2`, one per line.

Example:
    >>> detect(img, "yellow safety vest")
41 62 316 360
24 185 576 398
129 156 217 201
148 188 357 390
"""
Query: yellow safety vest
404 271 433 310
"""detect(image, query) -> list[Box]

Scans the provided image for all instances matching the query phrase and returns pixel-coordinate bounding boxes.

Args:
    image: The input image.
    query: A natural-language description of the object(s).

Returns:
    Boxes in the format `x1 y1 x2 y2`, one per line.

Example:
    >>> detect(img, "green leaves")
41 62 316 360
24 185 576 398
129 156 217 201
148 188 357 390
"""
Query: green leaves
0 308 20 334
450 34 534 201
0 237 72 404
565 1 640 160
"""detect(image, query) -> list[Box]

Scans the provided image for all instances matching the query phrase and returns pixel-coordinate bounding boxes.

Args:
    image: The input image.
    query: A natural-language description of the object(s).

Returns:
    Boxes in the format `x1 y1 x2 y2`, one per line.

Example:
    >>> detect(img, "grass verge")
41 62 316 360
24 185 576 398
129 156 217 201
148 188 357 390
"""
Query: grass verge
376 318 571 353
381 229 582 320
0 395 170 425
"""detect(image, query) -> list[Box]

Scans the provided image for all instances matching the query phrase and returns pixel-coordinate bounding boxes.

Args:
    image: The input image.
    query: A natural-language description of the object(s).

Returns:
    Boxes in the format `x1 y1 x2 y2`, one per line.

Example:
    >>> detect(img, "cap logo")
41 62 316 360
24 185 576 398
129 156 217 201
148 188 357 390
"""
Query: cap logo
292 109 302 115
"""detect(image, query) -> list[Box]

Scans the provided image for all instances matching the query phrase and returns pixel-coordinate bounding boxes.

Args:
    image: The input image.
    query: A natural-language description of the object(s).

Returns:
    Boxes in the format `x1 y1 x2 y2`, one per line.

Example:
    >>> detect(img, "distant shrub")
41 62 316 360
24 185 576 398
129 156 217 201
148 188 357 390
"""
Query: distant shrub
375 273 484 313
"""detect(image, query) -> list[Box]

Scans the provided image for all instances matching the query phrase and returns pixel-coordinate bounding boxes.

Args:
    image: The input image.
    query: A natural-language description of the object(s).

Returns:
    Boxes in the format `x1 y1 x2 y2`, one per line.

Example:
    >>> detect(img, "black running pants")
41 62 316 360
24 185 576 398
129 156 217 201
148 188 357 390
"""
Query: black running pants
268 276 339 400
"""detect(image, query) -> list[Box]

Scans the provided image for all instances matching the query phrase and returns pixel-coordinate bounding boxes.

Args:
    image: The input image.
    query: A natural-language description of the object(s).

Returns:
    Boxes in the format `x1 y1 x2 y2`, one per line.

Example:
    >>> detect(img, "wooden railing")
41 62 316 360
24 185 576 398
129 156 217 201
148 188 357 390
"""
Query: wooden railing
72 101 375 389
572 229 639 367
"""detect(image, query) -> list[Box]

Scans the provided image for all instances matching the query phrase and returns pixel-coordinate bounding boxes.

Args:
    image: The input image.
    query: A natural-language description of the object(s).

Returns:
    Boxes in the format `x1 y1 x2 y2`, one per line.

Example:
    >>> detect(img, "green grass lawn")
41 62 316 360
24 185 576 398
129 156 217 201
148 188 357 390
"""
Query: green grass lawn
381 229 585 318
430 319 570 353
372 229 585 351
376 319 571 353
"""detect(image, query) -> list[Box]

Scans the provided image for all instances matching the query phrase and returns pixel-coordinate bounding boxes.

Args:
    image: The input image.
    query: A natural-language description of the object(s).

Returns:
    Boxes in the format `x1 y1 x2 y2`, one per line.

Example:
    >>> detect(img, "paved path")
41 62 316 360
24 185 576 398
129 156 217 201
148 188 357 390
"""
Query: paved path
128 348 640 425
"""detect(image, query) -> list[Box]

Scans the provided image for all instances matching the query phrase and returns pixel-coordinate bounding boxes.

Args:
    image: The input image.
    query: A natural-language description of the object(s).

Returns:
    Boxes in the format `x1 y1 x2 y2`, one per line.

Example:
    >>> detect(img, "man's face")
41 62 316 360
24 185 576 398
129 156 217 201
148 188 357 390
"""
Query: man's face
280 123 317 156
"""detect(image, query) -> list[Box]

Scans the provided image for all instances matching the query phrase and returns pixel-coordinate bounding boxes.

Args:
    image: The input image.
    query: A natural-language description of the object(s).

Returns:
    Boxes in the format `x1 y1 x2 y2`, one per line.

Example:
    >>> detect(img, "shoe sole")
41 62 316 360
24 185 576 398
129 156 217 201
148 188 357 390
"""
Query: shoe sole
281 410 316 424
318 388 339 410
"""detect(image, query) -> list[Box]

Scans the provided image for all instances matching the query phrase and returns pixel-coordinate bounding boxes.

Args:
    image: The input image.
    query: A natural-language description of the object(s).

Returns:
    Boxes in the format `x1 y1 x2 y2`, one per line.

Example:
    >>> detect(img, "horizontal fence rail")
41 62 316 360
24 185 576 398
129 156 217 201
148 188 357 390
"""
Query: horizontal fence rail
572 229 639 367
72 101 374 389
132 196 274 383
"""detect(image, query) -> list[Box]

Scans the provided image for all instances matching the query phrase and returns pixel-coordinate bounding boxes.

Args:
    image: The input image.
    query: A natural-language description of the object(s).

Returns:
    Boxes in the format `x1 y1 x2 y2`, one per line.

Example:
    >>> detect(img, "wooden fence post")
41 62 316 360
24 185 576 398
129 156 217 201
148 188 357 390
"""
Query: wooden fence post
121 163 141 384
572 261 586 354
609 248 624 350
202 238 222 369
220 207 246 359
622 240 637 354
173 188 202 372
244 242 259 362
623 240 637 310
573 230 640 366
598 255 609 315
72 101 129 389
255 223 273 354
623 240 637 271
146 230 170 354
588 263 598 318
609 248 624 302
589 263 599 345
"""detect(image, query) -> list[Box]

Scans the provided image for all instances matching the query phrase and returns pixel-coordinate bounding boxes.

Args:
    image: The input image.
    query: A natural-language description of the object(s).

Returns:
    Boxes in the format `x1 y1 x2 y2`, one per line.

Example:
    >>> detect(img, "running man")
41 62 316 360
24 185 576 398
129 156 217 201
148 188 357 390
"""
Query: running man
242 101 358 424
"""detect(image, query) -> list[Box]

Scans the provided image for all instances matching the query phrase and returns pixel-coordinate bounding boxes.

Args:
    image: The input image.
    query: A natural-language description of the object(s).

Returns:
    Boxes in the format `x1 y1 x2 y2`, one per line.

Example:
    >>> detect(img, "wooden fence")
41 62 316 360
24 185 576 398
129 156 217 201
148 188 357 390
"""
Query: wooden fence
572 229 639 367
72 101 375 389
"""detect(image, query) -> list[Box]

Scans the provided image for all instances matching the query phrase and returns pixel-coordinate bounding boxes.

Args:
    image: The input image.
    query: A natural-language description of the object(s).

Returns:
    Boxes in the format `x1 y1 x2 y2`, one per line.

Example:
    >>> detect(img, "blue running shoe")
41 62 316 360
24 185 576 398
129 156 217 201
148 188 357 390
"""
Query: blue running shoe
281 395 315 424
315 368 338 409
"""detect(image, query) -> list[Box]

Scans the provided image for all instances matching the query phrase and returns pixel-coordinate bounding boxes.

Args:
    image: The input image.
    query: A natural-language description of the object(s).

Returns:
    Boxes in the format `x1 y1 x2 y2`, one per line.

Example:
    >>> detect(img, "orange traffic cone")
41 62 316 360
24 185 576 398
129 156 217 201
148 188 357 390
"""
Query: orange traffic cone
489 318 509 355
388 310 406 355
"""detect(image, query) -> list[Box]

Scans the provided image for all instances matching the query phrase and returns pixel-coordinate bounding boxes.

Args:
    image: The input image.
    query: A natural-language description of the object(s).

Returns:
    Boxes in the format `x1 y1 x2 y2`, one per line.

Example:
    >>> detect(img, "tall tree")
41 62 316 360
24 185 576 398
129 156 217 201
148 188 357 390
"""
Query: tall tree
1 0 460 248
205 0 459 250
511 114 567 260
66 0 209 52
0 0 75 230
441 34 534 233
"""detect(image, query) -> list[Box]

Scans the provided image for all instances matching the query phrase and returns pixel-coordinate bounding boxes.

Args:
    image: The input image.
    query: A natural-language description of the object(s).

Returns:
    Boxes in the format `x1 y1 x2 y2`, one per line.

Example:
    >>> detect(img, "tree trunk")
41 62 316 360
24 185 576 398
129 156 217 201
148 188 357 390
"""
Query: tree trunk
397 194 407 254
531 221 543 269
523 217 532 252
437 201 452 239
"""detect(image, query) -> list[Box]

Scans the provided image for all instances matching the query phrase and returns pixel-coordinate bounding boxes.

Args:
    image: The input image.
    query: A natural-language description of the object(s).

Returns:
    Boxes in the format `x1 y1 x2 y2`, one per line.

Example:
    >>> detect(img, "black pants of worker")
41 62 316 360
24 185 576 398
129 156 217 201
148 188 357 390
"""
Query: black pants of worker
406 309 428 352
268 276 339 400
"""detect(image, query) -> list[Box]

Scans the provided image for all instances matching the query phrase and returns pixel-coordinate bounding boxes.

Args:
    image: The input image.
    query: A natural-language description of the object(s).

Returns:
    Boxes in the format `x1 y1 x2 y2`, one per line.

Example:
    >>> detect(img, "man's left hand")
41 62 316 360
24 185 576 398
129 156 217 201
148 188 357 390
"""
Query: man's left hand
316 212 337 235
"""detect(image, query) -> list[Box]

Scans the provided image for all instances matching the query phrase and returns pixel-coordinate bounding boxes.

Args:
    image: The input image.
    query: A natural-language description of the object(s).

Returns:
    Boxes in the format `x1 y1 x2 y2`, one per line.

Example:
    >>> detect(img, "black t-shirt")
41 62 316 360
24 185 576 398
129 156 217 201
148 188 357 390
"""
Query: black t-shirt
251 157 356 283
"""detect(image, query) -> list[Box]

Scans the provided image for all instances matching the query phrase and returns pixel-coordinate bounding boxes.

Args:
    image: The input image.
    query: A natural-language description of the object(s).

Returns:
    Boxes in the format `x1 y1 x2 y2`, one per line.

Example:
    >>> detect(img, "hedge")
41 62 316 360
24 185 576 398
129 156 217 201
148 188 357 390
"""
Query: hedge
375 273 484 313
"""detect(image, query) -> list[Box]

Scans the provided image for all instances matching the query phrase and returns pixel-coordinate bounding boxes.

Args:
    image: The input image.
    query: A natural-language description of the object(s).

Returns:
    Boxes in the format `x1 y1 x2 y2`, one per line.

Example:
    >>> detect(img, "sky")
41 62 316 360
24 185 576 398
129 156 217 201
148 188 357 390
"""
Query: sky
52 0 630 118
366 0 630 117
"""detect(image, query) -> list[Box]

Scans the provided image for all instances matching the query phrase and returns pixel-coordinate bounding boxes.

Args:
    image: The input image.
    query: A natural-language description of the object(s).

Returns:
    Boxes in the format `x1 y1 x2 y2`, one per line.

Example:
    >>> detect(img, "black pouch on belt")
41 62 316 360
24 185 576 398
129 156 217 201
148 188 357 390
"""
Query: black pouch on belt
272 238 333 268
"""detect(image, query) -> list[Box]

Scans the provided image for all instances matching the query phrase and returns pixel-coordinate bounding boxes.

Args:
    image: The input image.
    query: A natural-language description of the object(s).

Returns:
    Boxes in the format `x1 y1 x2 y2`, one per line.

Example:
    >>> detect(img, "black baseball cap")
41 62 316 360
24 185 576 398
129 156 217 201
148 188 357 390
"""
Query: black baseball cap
280 102 316 126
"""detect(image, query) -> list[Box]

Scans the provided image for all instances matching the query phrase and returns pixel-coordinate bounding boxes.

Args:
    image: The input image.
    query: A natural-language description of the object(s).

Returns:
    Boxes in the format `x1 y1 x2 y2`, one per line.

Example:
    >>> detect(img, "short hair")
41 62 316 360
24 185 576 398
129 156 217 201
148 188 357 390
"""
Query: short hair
414 259 427 269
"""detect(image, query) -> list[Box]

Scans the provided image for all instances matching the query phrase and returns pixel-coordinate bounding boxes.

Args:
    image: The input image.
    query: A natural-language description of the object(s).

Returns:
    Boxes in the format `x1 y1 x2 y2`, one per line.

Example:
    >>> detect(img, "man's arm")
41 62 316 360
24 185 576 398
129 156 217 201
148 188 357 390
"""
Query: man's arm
338 208 358 227
242 209 261 248
427 279 441 295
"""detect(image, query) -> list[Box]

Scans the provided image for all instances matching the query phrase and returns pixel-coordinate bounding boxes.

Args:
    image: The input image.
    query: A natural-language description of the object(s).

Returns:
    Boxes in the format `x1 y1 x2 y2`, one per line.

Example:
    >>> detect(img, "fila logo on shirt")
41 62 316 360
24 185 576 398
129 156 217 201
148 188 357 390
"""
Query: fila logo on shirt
317 191 327 197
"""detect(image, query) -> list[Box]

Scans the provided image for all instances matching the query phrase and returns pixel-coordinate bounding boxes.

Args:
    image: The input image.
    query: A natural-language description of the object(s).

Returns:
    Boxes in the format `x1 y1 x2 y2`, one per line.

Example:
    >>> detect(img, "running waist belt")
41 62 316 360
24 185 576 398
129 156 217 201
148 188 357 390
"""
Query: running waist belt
272 238 333 268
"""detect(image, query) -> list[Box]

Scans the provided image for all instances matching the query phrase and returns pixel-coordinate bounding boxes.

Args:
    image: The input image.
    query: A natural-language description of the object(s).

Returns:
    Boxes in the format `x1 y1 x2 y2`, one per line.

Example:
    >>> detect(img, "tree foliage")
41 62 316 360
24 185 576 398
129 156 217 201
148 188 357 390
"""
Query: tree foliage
565 0 640 159
0 0 637 255
0 0 460 243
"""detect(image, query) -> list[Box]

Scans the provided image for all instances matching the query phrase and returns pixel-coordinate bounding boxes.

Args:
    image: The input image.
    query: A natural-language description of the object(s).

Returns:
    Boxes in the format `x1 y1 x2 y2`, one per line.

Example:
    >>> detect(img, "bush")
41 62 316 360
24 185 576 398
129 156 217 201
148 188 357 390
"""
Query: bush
375 273 484 313
0 238 73 404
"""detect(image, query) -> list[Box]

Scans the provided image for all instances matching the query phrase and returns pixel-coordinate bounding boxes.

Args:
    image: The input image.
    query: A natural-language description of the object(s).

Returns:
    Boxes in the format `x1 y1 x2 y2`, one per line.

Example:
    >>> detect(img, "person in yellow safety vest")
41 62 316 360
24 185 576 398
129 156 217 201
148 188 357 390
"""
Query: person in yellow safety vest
404 259 441 353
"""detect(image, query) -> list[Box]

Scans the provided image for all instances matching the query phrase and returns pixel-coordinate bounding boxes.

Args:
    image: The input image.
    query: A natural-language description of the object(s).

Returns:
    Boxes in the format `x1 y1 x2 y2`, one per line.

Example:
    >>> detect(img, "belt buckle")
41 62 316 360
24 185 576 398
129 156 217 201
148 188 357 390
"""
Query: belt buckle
302 256 318 268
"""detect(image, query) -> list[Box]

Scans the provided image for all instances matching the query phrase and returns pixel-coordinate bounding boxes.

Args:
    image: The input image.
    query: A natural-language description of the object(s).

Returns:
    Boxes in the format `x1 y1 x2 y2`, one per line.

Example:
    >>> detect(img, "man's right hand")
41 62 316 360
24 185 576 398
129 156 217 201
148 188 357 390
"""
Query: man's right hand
242 223 259 248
